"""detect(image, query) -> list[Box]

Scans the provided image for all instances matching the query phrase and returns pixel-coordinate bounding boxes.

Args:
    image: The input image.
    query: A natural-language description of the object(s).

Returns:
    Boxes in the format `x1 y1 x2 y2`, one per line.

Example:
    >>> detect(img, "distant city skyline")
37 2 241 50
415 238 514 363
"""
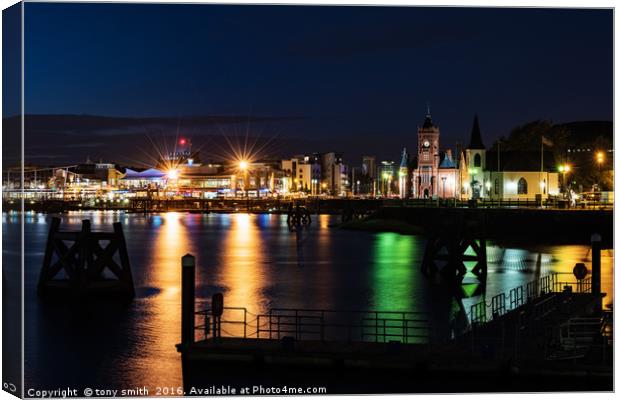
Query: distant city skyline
3 4 613 165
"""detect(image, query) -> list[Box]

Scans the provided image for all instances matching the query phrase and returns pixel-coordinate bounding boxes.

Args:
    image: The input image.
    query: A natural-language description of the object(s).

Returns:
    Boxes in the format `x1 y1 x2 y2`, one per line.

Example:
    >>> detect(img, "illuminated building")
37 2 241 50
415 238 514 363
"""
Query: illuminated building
281 155 321 194
409 112 560 200
412 111 440 198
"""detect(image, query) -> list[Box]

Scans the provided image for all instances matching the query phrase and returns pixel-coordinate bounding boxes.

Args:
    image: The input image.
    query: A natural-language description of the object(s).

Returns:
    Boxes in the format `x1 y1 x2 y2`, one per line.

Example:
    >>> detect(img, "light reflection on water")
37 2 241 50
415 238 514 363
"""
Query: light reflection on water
4 211 612 389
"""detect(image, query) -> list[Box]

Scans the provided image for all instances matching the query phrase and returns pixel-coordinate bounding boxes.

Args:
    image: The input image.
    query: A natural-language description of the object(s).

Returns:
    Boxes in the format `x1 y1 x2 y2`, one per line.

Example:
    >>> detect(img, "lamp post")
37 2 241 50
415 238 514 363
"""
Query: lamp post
596 151 604 188
596 152 604 208
558 164 570 199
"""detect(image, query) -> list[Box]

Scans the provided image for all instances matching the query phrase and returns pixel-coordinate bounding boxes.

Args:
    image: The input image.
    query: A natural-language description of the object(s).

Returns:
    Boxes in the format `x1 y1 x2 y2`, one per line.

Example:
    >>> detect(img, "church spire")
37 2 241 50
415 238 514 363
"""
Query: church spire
400 147 409 168
467 114 485 150
422 104 434 129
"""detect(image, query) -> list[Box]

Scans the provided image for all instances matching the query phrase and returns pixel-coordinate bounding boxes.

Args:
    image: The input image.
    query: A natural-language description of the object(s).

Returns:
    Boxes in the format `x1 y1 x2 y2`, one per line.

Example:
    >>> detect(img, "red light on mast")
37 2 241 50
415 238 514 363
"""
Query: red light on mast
179 138 187 145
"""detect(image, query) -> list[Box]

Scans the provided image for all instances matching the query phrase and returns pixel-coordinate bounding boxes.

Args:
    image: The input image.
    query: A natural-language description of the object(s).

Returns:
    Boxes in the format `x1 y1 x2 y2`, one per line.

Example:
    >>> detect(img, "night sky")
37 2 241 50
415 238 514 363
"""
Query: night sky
11 3 615 165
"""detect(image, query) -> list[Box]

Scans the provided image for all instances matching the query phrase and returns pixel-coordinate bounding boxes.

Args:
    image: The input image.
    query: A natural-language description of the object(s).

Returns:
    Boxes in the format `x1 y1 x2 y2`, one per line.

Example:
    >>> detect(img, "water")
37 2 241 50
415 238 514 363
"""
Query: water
2 211 613 391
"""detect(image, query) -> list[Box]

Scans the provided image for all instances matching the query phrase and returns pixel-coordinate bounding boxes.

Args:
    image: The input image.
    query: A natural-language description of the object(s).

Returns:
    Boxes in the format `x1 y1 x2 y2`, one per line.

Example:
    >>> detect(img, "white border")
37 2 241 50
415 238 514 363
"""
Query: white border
0 2 617 400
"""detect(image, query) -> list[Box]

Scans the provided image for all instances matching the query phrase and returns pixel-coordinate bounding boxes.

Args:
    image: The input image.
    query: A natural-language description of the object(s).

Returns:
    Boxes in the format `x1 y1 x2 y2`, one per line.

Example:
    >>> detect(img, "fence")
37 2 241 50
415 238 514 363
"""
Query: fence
469 273 592 325
194 306 430 344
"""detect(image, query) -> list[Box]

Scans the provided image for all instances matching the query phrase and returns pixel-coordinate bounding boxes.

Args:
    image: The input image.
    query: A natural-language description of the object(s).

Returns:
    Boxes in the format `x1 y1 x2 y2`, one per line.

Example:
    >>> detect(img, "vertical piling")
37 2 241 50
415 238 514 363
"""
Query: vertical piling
39 217 61 287
591 233 602 312
114 222 136 298
182 254 196 346
78 220 92 293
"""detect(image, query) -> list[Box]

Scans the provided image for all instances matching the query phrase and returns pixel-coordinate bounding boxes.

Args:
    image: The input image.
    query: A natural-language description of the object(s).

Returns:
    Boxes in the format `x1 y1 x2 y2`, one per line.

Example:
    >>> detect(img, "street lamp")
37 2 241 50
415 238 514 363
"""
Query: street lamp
596 152 605 191
558 164 571 197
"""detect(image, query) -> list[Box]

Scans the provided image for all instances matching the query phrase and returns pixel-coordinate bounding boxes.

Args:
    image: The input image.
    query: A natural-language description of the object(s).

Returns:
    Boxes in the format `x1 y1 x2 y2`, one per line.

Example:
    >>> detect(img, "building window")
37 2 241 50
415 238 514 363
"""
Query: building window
423 152 429 161
474 154 481 167
517 177 528 195
494 178 499 195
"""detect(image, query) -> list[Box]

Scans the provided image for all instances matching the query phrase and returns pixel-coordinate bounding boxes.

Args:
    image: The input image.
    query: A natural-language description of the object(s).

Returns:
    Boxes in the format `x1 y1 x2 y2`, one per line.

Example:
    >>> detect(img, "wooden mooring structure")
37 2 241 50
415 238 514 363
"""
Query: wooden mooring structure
38 217 135 299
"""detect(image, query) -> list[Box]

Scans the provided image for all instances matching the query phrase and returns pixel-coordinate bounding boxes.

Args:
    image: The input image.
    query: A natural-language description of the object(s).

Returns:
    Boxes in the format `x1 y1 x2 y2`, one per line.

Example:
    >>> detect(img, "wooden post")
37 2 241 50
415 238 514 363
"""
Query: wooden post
78 220 92 293
39 217 61 287
114 222 136 298
182 253 196 346
591 233 602 312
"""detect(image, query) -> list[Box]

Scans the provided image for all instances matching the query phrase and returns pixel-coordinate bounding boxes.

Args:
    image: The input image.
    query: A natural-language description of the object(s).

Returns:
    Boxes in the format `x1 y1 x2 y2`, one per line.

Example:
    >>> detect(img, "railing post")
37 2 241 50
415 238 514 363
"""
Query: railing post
591 233 602 312
181 253 196 346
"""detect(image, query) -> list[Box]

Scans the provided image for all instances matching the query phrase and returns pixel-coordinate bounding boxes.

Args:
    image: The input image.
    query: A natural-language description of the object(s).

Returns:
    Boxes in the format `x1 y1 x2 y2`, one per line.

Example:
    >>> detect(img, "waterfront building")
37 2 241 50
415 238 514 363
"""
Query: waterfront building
458 116 560 200
437 149 458 198
121 168 167 189
320 152 347 196
281 155 321 195
409 112 560 200
412 112 440 198
70 159 125 188
176 163 234 198
233 160 281 197
483 151 560 200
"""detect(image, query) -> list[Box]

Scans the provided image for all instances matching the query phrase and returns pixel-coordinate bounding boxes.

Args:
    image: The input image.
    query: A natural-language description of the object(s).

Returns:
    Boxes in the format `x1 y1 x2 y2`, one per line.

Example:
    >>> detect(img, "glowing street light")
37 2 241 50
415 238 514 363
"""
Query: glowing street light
167 169 179 180
238 160 248 171
558 164 571 197
596 152 605 192
558 164 570 173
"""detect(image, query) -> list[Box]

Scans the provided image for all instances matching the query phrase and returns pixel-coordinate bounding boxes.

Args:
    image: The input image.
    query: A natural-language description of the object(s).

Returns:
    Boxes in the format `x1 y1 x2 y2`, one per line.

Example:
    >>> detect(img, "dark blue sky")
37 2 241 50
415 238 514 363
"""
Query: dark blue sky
19 3 613 163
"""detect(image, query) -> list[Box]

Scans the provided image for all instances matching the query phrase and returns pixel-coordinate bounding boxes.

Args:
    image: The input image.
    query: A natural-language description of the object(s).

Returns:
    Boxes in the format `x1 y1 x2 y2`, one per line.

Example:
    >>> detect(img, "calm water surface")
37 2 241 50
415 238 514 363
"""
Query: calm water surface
2 211 613 390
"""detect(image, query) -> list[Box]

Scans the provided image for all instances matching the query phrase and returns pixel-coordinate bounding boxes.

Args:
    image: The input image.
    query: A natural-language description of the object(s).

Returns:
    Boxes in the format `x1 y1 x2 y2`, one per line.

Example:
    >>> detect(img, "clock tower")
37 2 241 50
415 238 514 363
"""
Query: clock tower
414 110 440 198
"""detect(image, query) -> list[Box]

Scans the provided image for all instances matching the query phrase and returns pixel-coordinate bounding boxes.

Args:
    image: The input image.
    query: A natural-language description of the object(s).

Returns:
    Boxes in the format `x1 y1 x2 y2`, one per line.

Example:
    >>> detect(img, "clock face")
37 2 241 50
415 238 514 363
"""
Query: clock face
423 140 430 148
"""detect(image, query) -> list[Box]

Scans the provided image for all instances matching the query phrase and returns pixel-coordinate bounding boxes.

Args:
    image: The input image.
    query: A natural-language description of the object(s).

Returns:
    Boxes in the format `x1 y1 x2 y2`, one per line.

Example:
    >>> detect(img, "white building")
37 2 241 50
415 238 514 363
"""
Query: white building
409 112 560 201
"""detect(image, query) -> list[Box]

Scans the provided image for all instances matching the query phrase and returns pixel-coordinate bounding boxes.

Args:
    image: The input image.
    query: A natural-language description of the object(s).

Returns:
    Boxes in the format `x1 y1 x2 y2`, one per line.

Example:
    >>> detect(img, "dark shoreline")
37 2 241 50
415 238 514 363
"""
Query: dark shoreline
339 207 614 247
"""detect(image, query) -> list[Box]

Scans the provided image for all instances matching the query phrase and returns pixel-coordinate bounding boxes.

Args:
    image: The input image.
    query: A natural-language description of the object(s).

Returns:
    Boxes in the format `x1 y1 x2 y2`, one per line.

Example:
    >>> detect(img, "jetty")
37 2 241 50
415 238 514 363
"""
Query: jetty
175 234 612 393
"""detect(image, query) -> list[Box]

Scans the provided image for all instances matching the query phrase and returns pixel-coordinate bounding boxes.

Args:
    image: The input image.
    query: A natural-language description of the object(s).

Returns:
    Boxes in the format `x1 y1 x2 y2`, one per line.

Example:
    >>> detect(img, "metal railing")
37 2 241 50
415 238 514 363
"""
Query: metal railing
469 273 592 325
195 306 249 340
257 309 429 344
195 306 430 344
546 315 612 361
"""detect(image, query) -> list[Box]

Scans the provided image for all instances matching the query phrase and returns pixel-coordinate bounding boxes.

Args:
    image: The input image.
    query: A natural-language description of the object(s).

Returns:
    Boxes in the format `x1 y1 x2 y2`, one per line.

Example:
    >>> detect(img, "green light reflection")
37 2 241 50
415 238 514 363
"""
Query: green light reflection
371 232 417 311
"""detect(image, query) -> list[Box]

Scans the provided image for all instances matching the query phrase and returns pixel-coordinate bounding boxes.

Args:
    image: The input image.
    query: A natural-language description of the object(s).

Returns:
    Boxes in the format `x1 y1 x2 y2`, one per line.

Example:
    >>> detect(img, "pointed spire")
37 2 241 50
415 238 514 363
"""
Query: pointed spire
422 104 434 129
467 114 485 150
400 147 409 168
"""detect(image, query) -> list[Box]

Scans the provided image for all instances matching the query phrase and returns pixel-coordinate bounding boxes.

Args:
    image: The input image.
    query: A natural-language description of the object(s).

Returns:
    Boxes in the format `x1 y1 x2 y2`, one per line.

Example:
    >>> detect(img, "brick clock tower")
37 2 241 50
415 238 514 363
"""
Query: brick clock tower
414 111 440 198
